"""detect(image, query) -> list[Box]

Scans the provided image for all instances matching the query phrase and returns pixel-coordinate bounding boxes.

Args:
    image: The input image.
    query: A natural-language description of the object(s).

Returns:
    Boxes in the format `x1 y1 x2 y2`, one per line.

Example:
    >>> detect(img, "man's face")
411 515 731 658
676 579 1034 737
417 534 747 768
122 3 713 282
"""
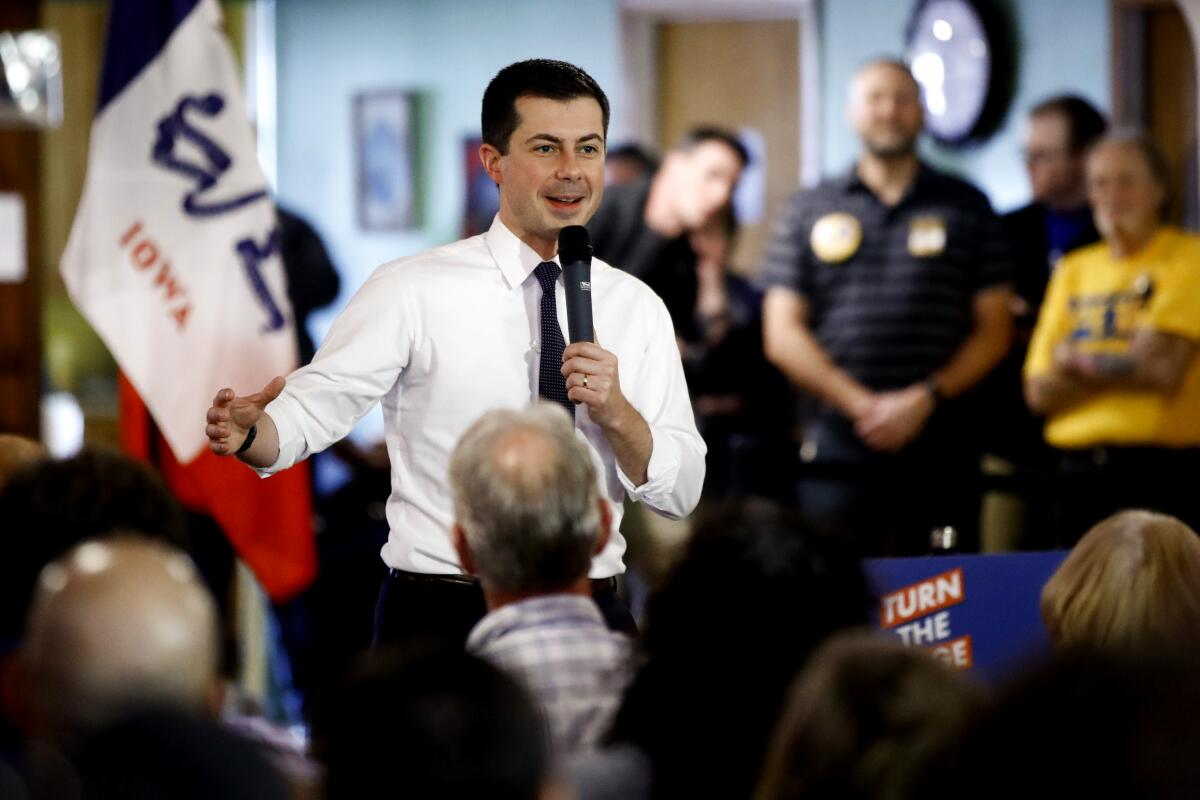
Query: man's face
848 64 924 158
666 140 744 231
1087 142 1165 243
480 95 605 255
1024 111 1086 207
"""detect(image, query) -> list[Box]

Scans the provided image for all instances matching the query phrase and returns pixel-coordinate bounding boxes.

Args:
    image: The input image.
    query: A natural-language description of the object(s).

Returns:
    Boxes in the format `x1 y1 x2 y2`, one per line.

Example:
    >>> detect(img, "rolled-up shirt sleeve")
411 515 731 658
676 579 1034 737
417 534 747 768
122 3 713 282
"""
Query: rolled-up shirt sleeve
256 266 413 476
616 293 706 518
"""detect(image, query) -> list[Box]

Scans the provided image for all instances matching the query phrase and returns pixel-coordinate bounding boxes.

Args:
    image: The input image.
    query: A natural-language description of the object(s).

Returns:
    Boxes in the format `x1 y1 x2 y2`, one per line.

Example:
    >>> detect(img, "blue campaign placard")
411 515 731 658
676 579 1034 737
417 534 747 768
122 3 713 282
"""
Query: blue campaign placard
863 551 1069 685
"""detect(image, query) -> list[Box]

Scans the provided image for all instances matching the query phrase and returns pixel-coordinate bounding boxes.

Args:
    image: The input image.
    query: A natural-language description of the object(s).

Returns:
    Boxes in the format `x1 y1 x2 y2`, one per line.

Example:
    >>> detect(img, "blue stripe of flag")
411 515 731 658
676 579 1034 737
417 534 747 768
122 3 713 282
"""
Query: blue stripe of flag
98 0 204 114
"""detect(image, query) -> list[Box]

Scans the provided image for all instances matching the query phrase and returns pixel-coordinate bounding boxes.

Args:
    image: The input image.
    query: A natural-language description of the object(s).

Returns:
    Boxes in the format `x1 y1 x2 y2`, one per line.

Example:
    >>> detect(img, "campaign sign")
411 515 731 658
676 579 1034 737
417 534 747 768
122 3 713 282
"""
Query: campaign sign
863 551 1068 684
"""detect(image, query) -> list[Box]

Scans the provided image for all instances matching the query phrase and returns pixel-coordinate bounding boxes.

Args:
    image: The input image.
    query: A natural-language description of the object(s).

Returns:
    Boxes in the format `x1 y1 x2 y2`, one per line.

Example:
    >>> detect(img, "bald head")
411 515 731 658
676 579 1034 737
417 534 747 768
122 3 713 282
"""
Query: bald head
0 434 45 492
449 405 604 595
23 536 219 741
848 58 924 159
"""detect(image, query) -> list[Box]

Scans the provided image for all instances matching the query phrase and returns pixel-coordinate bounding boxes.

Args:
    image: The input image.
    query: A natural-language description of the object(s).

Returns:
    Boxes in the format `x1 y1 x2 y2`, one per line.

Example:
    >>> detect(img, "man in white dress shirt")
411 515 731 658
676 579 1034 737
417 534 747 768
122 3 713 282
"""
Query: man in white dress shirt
203 59 705 644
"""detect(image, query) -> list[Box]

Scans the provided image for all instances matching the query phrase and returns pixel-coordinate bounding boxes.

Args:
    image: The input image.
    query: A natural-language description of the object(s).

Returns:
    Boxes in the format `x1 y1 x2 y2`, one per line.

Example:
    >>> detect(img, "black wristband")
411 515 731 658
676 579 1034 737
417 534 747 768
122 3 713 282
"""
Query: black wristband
235 424 258 455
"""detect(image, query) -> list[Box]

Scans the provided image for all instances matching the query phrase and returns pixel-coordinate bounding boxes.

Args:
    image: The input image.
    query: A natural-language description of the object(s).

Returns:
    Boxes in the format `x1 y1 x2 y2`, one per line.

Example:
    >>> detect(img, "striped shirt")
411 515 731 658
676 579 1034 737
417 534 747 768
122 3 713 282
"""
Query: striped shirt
760 163 1013 394
467 595 634 755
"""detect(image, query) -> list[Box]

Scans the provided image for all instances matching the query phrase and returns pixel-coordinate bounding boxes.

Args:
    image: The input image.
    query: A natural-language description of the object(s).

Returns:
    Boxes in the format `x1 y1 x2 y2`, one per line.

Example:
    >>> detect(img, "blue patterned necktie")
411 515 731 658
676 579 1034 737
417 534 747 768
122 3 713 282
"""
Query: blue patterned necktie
534 261 574 419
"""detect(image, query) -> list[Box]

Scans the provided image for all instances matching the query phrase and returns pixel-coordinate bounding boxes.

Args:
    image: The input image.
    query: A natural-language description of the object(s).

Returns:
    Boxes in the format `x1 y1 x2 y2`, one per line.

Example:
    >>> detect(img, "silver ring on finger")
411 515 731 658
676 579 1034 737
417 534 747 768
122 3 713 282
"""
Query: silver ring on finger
582 374 589 389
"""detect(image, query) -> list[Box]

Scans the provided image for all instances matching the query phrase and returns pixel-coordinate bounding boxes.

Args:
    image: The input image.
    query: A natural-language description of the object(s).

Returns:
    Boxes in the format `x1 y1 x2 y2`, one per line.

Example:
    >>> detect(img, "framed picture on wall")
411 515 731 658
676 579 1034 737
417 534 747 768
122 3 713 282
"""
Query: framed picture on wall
354 90 418 230
462 136 499 237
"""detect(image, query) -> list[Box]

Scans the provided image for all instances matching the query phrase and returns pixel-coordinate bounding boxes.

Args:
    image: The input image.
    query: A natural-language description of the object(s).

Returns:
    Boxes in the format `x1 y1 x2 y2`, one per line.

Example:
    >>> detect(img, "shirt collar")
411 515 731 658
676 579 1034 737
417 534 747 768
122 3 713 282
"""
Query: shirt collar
840 159 937 202
484 214 558 290
466 594 607 651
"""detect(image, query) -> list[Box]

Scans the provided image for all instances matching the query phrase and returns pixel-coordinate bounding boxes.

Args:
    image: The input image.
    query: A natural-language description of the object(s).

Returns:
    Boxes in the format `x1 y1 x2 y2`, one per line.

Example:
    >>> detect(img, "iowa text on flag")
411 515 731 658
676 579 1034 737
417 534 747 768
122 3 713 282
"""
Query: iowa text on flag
61 0 295 463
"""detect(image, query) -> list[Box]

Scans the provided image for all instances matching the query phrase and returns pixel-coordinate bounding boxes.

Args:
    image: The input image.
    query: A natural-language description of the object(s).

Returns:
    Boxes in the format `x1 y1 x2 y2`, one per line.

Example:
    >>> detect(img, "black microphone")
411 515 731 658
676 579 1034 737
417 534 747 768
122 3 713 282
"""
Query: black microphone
558 225 593 343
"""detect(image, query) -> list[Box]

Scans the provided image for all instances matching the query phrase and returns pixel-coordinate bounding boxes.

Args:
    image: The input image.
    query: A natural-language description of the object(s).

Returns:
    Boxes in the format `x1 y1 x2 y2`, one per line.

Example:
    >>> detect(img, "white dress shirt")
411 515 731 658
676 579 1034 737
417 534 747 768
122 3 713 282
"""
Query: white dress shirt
258 216 705 577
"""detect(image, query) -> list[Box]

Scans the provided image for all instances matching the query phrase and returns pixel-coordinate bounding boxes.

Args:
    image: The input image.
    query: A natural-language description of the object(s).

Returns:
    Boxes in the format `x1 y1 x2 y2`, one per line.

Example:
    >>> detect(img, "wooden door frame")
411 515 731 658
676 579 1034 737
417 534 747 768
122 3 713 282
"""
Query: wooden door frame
1113 0 1200 225
617 0 820 187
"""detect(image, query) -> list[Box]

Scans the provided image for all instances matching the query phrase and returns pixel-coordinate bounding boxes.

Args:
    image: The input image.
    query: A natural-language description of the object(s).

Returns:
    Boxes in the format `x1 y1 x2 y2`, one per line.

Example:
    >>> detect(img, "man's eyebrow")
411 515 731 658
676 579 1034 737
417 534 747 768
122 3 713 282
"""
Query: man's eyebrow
523 133 605 145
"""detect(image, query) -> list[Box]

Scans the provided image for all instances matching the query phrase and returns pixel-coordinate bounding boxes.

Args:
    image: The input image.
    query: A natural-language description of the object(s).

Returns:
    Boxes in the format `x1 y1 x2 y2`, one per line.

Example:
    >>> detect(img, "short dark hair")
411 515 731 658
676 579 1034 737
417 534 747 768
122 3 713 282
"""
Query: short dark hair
319 647 549 800
608 142 660 173
481 59 610 153
676 125 750 168
0 448 187 648
1030 94 1107 154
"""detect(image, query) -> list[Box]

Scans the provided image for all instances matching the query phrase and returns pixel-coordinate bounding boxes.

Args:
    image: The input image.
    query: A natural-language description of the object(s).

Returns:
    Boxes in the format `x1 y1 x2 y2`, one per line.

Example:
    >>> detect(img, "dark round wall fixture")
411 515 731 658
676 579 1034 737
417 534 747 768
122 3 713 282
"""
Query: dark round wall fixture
905 0 1014 147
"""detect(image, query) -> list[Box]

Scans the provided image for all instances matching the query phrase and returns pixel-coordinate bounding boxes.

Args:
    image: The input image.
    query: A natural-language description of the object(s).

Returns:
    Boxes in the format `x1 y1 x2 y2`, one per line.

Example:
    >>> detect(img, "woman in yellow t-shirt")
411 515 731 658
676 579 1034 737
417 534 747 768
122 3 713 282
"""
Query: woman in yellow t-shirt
1024 131 1200 544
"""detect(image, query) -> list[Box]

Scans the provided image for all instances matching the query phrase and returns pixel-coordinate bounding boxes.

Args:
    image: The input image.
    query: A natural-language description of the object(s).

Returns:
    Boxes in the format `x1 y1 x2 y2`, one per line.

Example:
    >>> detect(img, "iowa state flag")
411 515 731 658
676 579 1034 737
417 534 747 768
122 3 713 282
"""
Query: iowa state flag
60 0 315 600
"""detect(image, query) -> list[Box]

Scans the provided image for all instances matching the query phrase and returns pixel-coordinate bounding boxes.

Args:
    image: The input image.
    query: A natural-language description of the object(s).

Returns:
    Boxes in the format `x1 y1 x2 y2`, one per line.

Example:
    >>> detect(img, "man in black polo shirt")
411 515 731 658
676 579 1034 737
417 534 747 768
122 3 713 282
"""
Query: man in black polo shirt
761 59 1014 555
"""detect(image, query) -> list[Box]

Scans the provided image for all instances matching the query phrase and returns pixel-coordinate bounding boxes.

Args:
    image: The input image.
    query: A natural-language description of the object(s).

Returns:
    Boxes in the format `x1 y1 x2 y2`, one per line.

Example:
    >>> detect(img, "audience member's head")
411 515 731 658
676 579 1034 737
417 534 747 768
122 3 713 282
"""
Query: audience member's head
59 706 289 800
1087 128 1172 239
20 536 219 744
607 142 659 186
653 125 748 233
1041 509 1200 653
610 498 873 799
1023 94 1107 209
0 434 46 492
950 651 1200 799
449 404 609 600
848 58 923 160
755 632 986 800
320 647 551 800
0 447 187 652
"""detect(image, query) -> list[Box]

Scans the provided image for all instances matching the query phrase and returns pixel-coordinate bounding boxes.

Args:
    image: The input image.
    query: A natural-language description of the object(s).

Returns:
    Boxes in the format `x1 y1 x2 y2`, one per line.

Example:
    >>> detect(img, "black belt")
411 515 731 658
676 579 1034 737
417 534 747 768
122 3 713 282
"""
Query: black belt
387 568 618 592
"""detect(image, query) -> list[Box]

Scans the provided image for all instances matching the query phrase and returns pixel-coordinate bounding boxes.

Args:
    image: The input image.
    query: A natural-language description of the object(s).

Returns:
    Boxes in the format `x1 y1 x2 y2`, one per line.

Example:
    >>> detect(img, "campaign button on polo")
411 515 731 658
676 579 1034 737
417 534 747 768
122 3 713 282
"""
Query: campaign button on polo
908 215 947 257
810 212 863 263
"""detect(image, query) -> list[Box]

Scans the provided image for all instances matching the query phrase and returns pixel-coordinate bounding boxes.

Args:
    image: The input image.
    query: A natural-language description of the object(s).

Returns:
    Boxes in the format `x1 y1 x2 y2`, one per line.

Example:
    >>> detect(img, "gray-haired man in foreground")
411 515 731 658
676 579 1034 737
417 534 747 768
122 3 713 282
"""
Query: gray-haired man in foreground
450 405 634 754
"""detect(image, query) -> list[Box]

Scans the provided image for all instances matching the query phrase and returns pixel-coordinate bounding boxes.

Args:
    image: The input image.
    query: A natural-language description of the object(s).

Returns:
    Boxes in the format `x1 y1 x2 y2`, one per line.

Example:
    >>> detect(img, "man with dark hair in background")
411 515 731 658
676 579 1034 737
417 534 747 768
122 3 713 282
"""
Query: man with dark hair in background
203 59 705 646
450 406 633 755
1006 95 1107 322
760 58 1014 555
588 128 790 502
984 96 1107 544
588 126 748 344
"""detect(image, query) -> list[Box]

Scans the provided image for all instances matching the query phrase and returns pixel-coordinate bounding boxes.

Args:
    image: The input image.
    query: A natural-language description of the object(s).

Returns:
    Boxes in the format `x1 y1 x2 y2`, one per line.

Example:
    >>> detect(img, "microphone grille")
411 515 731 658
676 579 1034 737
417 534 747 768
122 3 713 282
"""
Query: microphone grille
558 225 592 263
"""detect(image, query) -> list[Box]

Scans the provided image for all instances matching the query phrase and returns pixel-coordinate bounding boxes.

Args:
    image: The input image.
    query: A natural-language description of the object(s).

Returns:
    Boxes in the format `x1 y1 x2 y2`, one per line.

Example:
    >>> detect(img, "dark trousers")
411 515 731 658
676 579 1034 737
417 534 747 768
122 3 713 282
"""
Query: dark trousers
1055 446 1200 546
795 414 982 556
372 569 637 649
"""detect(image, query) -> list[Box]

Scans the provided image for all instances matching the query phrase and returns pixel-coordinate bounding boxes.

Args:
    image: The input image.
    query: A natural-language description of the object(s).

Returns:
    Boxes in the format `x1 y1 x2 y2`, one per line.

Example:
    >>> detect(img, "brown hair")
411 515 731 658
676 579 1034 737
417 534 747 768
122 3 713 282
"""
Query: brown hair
1041 510 1200 652
755 631 984 800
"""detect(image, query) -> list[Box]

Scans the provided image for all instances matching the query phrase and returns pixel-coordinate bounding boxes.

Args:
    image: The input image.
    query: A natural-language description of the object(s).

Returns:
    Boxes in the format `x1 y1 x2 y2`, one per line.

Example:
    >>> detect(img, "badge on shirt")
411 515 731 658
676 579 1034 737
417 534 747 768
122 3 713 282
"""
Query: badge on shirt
907 215 947 257
810 212 862 263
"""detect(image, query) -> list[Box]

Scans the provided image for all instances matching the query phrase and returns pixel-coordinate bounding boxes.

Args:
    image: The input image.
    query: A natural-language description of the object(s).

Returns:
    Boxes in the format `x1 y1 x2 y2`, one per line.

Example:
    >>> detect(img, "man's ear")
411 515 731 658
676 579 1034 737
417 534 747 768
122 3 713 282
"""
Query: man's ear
453 523 477 575
480 142 504 186
592 498 612 556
